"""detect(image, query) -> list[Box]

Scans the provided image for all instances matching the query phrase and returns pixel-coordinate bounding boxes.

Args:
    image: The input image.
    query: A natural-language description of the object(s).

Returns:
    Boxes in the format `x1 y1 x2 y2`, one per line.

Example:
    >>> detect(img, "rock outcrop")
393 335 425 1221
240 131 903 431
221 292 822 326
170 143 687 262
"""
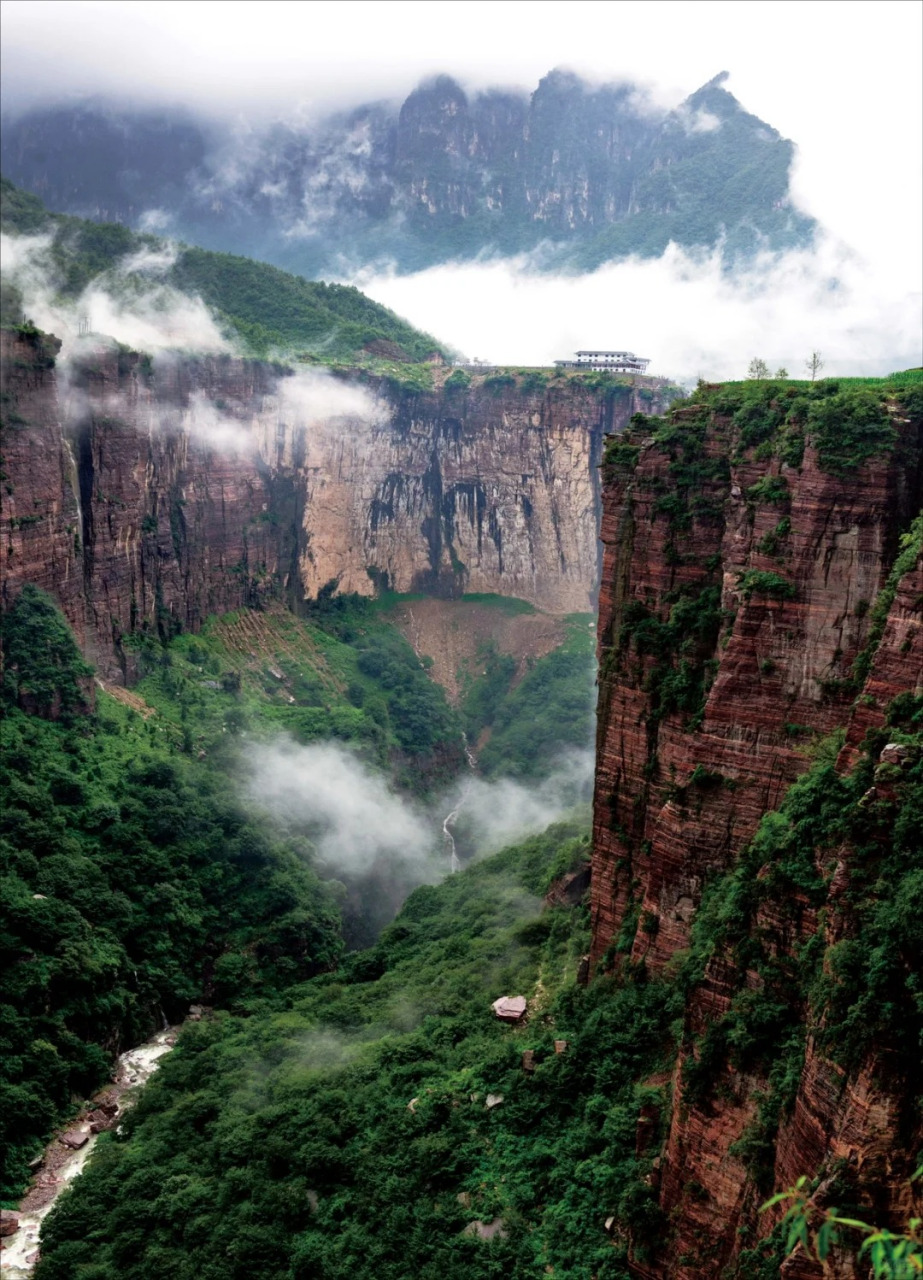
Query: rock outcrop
1 73 813 277
1 329 673 679
591 385 922 1277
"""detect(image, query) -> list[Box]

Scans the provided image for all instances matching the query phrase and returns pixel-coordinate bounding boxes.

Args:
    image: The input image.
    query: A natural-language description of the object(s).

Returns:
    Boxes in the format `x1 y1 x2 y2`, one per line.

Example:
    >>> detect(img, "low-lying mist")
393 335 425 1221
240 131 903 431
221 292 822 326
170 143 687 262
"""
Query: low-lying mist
243 736 593 947
1 232 231 356
357 230 922 380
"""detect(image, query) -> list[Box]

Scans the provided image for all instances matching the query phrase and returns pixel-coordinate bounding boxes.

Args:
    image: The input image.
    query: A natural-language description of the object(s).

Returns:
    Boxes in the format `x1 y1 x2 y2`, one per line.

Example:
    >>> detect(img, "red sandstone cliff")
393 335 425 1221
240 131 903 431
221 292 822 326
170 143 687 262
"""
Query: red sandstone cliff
1 328 672 680
591 386 922 1277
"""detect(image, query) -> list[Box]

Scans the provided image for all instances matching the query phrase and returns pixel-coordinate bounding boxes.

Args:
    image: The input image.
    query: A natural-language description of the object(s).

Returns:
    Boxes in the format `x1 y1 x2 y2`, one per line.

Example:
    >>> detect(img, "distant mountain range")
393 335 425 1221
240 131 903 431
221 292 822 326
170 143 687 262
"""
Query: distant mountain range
0 69 814 278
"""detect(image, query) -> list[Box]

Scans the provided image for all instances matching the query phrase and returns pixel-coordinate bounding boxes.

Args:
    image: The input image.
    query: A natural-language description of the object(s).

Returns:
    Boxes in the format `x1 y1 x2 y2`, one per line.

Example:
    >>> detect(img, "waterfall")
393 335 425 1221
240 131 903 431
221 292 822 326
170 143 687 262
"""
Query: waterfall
62 435 83 553
442 733 477 874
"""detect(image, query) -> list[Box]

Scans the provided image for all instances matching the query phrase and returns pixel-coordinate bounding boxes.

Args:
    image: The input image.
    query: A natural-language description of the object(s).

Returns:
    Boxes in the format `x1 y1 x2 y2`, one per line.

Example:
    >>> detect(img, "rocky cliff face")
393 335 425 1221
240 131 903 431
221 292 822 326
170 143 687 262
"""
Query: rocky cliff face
1 329 670 680
0 72 813 276
591 384 922 1277
296 373 628 610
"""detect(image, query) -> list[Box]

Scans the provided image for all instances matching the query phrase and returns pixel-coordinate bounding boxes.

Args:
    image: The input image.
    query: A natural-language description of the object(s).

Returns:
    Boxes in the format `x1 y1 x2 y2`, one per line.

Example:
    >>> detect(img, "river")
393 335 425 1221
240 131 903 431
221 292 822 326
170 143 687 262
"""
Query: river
1 1028 180 1278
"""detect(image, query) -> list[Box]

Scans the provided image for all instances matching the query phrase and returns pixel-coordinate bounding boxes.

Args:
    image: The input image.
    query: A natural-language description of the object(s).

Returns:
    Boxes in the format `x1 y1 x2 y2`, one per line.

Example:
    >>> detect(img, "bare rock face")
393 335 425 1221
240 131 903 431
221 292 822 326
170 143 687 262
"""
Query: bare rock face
297 378 626 613
1 330 674 678
591 391 922 1277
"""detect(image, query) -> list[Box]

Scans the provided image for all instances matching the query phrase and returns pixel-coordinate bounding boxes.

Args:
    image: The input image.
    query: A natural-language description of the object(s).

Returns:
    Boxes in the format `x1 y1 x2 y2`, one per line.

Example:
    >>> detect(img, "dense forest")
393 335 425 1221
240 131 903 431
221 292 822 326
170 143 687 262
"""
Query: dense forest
0 585 595 1202
11 587 921 1278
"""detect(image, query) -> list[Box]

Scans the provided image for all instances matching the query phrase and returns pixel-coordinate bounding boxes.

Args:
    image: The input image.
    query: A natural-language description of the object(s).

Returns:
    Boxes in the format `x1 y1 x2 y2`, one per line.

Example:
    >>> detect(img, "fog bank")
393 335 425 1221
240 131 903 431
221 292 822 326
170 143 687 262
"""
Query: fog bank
357 232 922 381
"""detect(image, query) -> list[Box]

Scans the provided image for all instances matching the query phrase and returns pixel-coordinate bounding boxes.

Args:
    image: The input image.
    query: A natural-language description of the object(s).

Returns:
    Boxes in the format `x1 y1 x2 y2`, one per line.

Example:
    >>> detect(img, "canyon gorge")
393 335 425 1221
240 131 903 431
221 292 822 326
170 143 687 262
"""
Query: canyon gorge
2 323 921 1279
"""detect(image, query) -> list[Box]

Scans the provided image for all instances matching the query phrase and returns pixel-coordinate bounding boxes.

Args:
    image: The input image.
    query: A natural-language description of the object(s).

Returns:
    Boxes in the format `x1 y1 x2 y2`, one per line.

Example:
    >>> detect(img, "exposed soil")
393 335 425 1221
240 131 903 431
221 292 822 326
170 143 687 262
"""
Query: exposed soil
388 598 568 704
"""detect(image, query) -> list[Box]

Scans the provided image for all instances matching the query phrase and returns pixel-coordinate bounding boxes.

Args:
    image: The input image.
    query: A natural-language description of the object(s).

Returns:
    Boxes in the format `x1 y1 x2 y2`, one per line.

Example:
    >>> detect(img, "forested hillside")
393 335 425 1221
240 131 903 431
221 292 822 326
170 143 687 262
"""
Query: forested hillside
23 634 923 1279
0 586 595 1202
0 178 450 360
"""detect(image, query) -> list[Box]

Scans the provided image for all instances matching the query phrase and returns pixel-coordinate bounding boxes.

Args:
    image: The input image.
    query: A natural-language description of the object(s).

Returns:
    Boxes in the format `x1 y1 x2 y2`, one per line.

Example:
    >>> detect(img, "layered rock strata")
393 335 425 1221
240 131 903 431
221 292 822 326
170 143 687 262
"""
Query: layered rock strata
591 390 922 1277
1 329 672 679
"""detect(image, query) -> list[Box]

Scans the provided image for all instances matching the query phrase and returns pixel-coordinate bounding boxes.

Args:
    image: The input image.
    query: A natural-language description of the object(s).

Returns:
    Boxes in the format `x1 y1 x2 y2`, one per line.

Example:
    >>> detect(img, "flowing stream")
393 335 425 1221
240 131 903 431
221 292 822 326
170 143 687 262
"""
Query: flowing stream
442 733 478 874
1 1028 179 1278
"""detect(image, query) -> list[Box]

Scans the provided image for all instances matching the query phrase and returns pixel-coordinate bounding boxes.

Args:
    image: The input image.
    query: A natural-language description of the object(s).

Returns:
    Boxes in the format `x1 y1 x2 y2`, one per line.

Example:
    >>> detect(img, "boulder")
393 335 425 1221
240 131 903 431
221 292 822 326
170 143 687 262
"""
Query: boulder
491 995 527 1022
60 1127 90 1149
0 1210 21 1237
485 1093 504 1109
544 865 590 907
463 1218 507 1240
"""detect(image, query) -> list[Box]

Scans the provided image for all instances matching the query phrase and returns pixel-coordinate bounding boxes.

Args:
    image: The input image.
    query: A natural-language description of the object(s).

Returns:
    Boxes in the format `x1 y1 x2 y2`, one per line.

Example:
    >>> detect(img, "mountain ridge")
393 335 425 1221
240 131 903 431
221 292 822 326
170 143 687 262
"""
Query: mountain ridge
0 69 815 279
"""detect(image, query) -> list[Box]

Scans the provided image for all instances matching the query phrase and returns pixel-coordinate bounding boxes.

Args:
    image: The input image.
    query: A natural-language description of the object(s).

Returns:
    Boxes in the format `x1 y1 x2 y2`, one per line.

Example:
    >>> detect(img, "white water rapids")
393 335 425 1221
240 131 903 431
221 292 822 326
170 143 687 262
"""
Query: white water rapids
1 1029 179 1278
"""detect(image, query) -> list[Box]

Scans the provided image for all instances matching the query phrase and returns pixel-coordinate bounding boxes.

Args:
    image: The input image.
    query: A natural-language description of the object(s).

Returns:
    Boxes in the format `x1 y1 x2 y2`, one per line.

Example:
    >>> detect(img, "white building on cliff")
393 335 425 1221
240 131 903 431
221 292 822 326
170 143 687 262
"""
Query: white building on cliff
554 350 650 373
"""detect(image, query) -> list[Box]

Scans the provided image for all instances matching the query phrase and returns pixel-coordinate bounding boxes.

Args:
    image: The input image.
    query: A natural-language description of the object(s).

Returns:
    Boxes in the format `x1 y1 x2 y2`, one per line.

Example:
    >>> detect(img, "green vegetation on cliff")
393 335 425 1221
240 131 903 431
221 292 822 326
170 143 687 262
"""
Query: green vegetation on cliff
604 373 921 483
126 592 463 786
462 616 596 779
681 525 923 1274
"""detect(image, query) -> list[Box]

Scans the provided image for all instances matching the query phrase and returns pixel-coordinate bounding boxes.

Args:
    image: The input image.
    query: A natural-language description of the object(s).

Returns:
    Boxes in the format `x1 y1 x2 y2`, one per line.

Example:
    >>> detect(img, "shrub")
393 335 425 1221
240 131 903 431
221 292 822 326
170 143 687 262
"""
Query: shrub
807 389 896 474
444 368 471 392
747 475 789 505
737 570 796 601
0 585 93 720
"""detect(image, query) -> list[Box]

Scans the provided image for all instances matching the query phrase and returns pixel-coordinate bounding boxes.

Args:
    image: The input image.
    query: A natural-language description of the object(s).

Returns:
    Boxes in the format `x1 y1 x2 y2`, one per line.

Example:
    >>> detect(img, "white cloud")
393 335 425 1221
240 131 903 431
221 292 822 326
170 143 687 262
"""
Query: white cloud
137 208 175 233
277 368 387 427
179 391 253 453
119 242 178 274
453 750 593 857
355 230 922 380
244 739 438 877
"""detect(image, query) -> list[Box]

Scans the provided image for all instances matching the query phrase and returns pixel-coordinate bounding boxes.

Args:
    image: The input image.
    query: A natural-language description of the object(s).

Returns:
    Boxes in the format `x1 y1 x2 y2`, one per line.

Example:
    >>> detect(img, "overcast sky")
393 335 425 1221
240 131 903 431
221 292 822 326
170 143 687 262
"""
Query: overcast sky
2 0 921 377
